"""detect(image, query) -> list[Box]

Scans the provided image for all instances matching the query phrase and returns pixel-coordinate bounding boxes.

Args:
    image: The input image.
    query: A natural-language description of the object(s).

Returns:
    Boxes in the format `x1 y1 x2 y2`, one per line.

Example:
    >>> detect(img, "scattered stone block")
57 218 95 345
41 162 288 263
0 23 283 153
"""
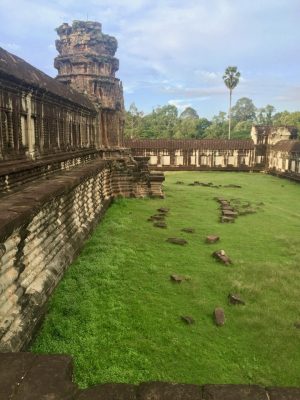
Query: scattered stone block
228 293 245 305
166 238 188 246
241 202 251 208
224 184 242 188
153 222 167 229
181 228 195 233
239 209 256 216
206 235 220 244
170 274 185 283
217 197 228 203
214 308 225 326
222 210 238 217
157 207 169 214
212 250 232 265
221 216 235 223
181 316 195 325
148 214 165 221
221 205 234 211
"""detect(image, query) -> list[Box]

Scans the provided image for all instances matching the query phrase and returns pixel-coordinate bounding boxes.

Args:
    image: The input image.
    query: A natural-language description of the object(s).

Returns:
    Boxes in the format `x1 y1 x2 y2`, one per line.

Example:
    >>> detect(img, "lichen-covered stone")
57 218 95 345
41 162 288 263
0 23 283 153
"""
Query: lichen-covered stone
181 316 195 325
228 293 245 305
181 228 195 233
206 235 220 243
166 238 188 246
212 250 232 265
214 308 225 326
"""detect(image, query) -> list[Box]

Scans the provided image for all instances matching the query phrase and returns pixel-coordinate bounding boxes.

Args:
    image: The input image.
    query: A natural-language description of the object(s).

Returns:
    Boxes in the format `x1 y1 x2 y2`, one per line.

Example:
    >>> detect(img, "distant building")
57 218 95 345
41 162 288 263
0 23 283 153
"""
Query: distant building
126 125 299 176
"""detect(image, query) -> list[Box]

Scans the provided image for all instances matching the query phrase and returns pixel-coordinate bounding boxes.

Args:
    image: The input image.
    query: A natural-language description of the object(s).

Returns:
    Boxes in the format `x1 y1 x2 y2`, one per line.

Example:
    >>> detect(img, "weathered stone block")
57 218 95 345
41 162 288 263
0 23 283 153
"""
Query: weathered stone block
75 383 137 399
138 382 202 399
0 353 77 400
166 238 188 246
228 293 245 305
267 387 300 400
203 384 268 400
181 316 195 325
213 308 225 326
206 235 220 244
181 228 195 233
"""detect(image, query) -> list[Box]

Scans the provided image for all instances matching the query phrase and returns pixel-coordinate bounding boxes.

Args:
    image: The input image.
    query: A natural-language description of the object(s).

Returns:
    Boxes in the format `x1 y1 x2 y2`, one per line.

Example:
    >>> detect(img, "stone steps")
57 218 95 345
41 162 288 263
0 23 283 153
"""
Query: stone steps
0 353 299 399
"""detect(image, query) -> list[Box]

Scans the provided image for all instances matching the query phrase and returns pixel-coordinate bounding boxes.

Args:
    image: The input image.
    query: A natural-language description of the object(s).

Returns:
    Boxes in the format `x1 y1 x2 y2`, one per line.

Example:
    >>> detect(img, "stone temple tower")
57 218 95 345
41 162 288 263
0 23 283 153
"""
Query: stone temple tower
54 20 124 147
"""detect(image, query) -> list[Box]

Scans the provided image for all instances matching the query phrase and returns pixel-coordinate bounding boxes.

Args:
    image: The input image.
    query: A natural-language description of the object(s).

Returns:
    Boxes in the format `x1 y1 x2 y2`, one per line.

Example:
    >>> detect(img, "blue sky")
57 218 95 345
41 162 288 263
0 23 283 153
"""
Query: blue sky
0 0 299 118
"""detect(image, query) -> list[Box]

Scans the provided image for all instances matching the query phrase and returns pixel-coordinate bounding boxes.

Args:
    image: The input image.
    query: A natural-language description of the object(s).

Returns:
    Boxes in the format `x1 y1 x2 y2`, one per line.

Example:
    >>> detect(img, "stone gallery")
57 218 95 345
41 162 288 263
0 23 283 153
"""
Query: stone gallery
0 19 300 400
126 125 300 178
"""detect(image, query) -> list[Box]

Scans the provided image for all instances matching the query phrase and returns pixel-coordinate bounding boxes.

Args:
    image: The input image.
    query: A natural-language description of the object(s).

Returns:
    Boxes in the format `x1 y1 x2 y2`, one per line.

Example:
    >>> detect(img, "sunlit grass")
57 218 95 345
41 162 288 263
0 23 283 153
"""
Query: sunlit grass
31 172 300 388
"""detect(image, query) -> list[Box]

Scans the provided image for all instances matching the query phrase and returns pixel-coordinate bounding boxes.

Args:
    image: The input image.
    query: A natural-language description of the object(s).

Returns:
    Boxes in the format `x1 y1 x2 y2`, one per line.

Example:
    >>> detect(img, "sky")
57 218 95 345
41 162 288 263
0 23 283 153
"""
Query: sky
0 0 299 118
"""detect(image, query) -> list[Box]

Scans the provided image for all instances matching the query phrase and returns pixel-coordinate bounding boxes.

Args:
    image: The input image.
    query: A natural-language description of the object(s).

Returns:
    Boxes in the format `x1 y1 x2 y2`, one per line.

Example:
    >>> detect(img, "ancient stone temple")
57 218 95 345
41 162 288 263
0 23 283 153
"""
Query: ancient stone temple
55 21 124 148
0 20 164 352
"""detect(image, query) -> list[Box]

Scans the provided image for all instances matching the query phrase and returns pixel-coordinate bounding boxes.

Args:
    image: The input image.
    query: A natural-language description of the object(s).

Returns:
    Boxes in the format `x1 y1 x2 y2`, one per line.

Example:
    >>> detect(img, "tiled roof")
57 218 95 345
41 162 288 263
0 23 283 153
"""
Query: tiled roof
0 47 95 110
125 138 255 150
272 140 300 152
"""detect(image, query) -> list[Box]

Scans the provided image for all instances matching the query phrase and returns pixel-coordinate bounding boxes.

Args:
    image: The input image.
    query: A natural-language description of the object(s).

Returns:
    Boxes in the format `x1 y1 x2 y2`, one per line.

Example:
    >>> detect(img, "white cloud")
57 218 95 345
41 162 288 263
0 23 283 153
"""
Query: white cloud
0 42 20 50
0 0 299 116
168 99 192 112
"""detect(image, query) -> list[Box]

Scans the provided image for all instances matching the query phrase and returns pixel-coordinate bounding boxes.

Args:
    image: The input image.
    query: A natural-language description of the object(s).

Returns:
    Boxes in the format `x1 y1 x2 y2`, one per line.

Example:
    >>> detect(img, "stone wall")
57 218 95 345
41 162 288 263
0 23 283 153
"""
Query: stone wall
126 127 300 181
1 353 300 400
0 47 99 162
125 139 257 171
0 155 163 352
268 140 300 182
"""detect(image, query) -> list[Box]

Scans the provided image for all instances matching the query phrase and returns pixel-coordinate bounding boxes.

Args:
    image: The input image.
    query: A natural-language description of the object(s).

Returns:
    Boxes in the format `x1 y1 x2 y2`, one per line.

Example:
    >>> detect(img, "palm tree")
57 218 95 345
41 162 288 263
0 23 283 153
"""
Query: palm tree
223 66 241 139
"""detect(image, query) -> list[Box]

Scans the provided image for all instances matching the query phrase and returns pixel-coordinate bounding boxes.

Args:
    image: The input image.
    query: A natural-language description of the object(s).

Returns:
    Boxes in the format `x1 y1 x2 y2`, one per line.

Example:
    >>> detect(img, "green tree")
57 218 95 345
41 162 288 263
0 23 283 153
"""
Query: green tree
232 120 252 139
124 103 143 138
203 111 229 138
223 66 241 139
273 111 300 132
180 107 199 120
153 105 179 138
195 118 212 138
256 104 276 125
231 97 256 122
174 118 198 138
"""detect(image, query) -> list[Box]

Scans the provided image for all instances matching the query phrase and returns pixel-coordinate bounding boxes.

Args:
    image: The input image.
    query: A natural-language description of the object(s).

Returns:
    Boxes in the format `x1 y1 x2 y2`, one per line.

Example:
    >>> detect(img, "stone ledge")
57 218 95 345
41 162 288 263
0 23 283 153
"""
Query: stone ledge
1 353 300 400
137 382 202 399
267 386 300 400
0 158 110 241
0 149 100 177
202 384 268 400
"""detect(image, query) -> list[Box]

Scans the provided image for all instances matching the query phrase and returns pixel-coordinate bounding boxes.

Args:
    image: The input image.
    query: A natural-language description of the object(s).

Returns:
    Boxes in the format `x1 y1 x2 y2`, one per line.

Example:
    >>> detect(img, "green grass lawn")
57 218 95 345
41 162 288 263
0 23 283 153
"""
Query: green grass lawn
31 171 300 388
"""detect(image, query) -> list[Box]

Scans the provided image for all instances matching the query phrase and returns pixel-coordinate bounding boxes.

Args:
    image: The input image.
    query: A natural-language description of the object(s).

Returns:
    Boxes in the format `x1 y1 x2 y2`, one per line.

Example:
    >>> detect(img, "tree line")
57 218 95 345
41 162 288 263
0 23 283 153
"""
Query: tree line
124 99 300 140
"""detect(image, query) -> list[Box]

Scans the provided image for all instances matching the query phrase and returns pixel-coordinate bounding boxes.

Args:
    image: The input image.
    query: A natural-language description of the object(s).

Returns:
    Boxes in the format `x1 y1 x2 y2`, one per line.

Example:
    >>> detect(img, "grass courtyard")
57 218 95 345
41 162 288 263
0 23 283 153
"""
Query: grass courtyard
31 171 300 388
